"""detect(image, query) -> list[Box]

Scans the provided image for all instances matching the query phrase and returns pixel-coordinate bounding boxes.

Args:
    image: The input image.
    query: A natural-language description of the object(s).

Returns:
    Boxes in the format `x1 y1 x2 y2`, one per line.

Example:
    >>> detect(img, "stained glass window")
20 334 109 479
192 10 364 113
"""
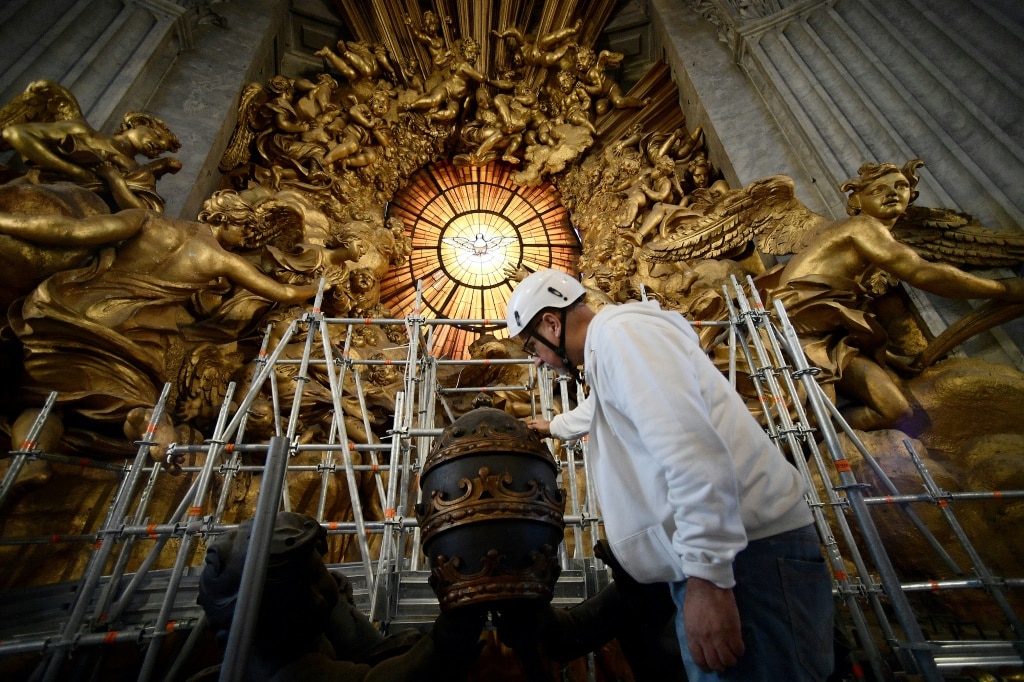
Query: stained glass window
381 160 580 358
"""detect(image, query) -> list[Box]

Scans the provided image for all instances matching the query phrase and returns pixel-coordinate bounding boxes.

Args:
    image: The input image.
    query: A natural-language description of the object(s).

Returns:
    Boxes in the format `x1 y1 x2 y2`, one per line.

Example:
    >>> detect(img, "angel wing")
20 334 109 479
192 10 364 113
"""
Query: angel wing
0 80 85 147
596 49 625 68
218 82 267 172
255 200 305 250
642 175 831 263
892 205 1024 268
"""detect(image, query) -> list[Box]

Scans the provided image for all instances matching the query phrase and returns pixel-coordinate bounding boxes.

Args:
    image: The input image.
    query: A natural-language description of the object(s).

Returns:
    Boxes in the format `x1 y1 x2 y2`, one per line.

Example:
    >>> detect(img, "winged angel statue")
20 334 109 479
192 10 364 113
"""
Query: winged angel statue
640 159 1024 431
0 79 182 211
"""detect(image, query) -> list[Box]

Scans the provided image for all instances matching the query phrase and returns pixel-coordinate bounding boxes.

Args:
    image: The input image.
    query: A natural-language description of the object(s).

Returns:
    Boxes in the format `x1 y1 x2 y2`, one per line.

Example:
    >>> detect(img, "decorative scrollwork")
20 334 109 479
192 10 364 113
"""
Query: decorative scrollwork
419 465 565 538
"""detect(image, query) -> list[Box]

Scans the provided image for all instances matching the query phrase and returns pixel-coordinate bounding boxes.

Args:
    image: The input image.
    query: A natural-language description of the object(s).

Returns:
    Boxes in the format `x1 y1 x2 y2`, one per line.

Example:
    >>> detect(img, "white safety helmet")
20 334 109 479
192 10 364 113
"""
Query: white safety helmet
505 269 586 338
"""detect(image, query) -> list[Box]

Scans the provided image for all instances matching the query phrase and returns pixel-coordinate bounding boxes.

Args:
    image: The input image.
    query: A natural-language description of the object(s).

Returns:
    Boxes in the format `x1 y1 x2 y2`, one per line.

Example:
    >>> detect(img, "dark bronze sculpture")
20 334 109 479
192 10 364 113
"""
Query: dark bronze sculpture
415 407 683 678
417 406 565 613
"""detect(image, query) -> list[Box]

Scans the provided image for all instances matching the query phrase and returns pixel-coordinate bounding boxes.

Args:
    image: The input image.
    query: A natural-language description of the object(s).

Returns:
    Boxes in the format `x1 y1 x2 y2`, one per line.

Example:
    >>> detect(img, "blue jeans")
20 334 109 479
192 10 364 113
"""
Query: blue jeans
670 525 834 681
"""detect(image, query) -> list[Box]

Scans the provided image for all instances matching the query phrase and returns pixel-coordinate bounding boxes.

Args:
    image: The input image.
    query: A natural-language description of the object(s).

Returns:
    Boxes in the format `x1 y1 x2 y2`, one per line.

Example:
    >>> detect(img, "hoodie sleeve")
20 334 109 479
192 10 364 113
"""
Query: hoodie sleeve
549 393 594 440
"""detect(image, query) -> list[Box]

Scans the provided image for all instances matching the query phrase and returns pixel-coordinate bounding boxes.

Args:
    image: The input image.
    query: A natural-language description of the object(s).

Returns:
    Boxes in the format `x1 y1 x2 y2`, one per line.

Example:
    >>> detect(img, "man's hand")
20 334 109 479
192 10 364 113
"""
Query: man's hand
683 577 744 672
524 417 552 436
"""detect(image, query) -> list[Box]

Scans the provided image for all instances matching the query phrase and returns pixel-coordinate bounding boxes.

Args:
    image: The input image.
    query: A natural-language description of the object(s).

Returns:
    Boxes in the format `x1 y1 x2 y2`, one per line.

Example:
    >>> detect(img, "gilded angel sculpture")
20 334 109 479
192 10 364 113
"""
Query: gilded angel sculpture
492 18 581 69
0 196 347 471
402 37 496 124
574 47 650 116
642 159 1024 430
0 80 181 211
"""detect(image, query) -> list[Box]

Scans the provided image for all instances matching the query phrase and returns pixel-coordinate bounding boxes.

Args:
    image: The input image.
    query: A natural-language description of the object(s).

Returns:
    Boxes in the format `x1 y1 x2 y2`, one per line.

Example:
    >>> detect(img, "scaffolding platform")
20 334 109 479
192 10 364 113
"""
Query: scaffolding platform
0 280 1021 680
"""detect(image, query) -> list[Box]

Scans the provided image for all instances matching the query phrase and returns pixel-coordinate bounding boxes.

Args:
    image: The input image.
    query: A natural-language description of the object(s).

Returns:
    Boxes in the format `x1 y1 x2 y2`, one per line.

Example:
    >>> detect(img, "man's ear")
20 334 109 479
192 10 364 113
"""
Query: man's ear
848 194 862 214
540 310 560 334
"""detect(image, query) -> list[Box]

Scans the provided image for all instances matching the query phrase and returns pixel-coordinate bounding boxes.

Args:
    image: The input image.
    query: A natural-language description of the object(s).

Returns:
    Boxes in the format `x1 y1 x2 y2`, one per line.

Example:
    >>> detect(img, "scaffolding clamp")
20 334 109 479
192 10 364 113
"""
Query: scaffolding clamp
834 482 872 494
737 306 769 328
845 576 884 599
218 458 240 476
189 515 215 535
383 509 403 528
746 366 777 383
790 366 821 379
316 461 338 474
778 425 813 441
163 442 186 473
96 523 127 542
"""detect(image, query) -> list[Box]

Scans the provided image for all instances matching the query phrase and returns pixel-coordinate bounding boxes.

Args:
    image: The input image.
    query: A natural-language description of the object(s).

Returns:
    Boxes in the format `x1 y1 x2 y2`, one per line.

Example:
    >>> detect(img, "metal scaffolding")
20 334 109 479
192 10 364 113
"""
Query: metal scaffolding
0 283 1021 680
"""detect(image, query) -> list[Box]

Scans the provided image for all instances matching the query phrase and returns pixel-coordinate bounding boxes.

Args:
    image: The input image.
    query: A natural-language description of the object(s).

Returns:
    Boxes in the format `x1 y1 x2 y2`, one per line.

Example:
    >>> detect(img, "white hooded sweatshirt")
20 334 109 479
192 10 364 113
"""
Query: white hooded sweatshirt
583 301 812 588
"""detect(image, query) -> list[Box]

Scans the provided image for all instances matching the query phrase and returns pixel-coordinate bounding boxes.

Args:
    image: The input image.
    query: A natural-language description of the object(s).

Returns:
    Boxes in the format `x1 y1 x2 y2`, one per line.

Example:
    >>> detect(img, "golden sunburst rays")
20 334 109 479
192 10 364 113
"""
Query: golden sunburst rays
331 0 620 81
381 160 579 359
597 61 687 145
328 0 684 147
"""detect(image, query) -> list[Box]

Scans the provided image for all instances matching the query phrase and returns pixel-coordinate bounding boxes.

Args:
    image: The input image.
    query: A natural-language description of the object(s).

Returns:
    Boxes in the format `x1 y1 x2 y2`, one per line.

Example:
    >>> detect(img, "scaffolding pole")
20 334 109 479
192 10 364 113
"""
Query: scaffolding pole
0 391 59 509
41 383 173 682
219 436 291 682
772 298 944 681
725 280 890 680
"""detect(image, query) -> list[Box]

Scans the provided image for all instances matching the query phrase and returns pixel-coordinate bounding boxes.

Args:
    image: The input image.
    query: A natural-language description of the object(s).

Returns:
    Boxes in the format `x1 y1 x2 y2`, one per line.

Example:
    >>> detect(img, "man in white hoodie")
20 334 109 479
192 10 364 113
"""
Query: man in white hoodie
505 268 833 681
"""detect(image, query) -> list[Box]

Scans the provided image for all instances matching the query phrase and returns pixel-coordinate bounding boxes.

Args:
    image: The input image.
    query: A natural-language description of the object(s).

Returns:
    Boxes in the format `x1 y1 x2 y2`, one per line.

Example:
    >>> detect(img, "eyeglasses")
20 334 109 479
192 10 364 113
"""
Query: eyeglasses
521 332 538 358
